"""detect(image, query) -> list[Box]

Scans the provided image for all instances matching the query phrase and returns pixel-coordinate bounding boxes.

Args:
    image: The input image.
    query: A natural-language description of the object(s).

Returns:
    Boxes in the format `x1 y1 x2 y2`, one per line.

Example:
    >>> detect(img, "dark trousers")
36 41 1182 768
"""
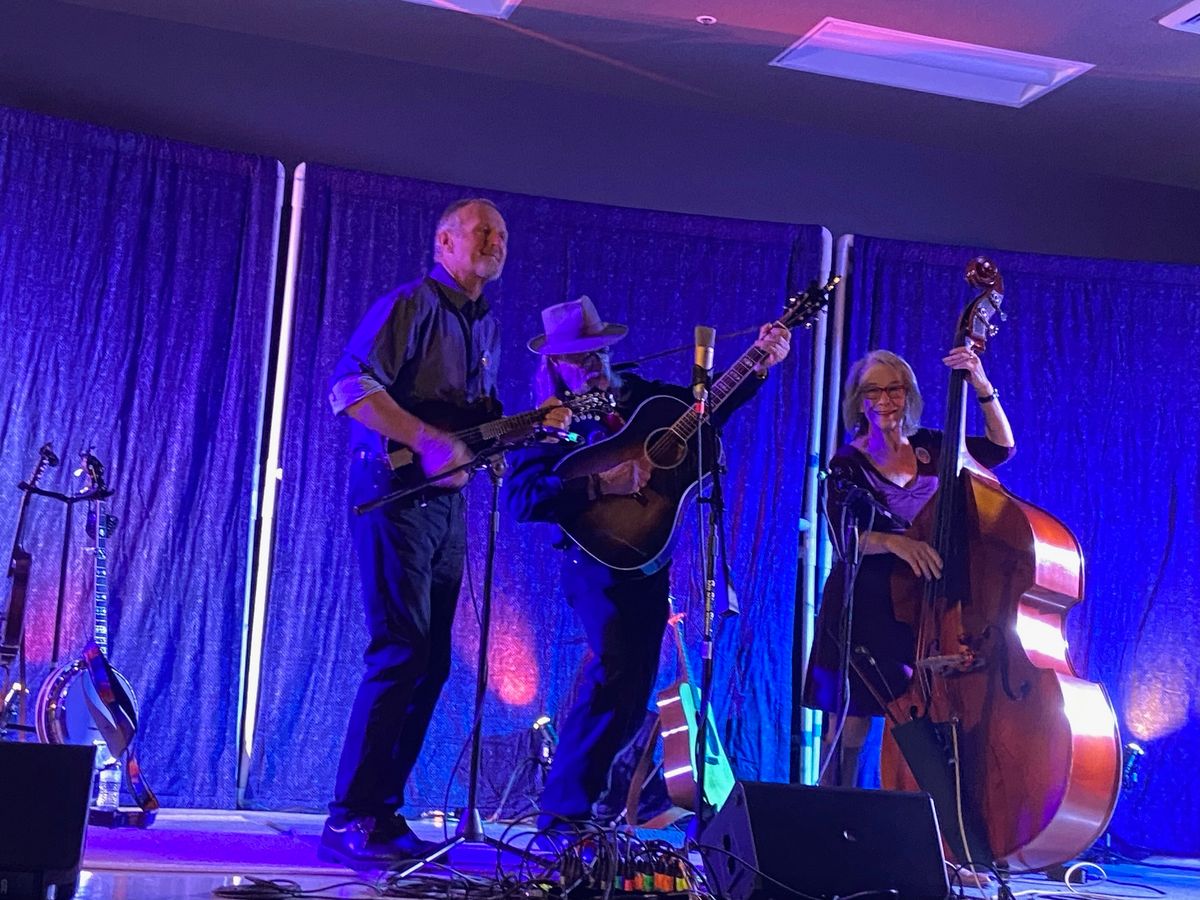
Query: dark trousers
538 550 671 822
330 465 466 823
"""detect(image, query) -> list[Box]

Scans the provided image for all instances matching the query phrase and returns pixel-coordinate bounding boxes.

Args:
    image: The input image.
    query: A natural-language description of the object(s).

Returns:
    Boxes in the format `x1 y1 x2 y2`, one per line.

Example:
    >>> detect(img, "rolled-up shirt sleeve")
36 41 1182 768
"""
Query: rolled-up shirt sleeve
329 373 387 417
328 288 423 416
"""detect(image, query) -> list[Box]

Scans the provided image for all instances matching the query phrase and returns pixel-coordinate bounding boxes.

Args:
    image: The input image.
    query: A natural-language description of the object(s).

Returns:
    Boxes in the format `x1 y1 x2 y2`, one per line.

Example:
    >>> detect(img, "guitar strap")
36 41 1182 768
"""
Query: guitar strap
624 713 659 827
82 641 159 821
123 748 160 821
83 642 137 753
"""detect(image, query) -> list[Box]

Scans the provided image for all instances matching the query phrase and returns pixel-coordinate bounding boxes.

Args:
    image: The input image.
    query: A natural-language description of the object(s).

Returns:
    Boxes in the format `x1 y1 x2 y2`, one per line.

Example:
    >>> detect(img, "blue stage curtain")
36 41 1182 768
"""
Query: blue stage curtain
0 107 282 807
243 163 824 811
843 236 1200 857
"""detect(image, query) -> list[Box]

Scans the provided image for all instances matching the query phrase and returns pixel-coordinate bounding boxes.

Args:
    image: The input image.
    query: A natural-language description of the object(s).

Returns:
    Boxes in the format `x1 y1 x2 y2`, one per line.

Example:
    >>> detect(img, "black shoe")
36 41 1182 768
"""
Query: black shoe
318 816 441 869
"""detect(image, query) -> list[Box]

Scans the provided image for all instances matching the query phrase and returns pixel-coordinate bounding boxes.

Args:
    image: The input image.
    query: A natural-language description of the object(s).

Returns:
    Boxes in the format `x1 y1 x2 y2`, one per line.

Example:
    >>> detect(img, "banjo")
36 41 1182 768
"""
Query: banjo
35 451 157 826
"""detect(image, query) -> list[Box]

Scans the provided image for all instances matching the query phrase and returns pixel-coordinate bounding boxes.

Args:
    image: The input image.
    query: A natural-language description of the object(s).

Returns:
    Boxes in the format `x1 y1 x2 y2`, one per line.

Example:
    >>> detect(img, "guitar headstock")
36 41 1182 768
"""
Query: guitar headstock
75 449 108 496
958 256 1006 354
778 276 839 331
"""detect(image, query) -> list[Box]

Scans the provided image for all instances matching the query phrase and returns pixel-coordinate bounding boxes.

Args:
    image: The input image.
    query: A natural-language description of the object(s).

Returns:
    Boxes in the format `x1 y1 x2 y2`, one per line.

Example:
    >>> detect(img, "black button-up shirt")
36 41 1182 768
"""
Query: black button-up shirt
329 263 501 453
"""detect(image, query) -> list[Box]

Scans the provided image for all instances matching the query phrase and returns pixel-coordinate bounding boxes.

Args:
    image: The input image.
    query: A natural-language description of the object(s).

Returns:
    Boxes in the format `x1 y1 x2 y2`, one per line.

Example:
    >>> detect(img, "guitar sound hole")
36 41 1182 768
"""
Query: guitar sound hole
645 429 687 469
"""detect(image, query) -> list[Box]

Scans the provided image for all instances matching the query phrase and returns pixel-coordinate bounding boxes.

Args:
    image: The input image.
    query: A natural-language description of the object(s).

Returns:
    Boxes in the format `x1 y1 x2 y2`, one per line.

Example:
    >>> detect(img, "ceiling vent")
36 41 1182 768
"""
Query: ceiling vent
770 17 1094 108
1159 0 1200 34
397 0 522 19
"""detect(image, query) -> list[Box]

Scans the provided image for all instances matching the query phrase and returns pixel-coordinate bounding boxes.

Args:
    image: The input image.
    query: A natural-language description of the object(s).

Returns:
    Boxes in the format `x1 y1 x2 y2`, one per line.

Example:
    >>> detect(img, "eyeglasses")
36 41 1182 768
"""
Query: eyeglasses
861 384 907 401
553 349 608 366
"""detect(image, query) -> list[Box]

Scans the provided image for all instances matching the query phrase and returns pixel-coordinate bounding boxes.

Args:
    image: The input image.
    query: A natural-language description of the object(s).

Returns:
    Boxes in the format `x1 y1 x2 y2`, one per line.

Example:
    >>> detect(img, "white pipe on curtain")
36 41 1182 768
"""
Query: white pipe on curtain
799 233 854 785
797 228 834 784
236 163 306 804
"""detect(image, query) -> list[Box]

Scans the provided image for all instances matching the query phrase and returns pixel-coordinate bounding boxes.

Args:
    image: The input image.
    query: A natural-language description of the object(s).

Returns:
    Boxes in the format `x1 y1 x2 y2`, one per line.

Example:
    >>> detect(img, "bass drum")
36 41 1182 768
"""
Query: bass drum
35 659 138 764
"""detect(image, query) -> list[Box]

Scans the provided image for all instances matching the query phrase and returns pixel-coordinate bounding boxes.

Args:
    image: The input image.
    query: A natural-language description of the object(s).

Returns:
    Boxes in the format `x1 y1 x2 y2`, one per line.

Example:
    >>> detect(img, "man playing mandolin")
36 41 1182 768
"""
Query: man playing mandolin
323 198 570 867
504 296 789 836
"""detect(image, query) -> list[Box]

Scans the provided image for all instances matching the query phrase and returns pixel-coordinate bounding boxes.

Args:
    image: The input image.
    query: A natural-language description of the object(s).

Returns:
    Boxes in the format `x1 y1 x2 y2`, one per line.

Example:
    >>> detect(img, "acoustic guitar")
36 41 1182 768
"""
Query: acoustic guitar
554 279 836 573
626 604 736 827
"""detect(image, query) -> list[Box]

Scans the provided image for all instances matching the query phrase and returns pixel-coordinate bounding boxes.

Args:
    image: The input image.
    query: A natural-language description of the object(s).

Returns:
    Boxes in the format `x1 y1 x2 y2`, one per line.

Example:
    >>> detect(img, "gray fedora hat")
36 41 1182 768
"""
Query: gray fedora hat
527 295 628 355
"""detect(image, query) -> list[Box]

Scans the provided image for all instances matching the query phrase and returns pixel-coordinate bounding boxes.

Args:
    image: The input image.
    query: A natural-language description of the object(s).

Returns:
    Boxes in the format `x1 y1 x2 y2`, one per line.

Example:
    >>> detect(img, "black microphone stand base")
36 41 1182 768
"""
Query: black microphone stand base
391 810 539 880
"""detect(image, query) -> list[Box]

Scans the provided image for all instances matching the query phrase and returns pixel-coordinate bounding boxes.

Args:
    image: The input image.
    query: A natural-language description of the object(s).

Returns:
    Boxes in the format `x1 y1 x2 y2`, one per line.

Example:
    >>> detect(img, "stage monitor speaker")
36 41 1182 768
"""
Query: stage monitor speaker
699 781 950 900
0 741 95 900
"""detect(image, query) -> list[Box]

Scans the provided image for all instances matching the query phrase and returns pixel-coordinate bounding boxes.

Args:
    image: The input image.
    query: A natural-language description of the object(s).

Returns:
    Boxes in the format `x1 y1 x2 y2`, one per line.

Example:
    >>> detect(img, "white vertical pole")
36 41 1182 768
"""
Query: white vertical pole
798 228 833 785
801 234 854 785
236 163 306 805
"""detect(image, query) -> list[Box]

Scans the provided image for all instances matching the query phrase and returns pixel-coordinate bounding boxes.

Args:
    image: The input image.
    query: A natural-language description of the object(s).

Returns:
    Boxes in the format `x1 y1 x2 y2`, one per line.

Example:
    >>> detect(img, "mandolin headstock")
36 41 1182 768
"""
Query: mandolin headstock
566 389 618 418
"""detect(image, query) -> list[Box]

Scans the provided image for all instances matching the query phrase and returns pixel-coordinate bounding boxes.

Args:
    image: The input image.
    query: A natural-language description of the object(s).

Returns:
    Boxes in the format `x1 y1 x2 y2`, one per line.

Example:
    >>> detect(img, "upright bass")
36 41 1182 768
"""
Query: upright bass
881 258 1120 873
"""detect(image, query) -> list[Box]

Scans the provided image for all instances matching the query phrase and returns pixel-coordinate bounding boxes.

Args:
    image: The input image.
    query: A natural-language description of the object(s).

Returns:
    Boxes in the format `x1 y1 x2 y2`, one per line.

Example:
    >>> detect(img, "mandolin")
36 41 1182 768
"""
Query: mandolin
380 392 616 497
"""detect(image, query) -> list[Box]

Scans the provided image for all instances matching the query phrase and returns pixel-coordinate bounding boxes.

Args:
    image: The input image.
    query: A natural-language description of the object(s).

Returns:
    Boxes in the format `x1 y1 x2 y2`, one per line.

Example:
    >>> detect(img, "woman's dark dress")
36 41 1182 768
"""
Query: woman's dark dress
804 427 1014 716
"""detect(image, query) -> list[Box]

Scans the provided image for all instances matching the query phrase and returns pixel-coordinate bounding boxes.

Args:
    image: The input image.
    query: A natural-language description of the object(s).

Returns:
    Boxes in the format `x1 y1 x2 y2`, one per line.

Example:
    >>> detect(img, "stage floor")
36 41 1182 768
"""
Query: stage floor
73 809 1200 900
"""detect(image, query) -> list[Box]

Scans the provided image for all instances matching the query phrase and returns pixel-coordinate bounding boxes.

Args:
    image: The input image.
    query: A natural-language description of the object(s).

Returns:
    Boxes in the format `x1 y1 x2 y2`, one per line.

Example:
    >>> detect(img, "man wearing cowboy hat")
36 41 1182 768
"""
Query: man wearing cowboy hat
323 198 570 867
505 295 790 833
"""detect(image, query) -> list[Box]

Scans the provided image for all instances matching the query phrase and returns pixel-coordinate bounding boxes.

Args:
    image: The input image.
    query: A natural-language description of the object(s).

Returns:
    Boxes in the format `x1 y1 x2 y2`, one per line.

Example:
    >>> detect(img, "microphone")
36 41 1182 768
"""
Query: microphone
820 467 912 529
692 325 715 402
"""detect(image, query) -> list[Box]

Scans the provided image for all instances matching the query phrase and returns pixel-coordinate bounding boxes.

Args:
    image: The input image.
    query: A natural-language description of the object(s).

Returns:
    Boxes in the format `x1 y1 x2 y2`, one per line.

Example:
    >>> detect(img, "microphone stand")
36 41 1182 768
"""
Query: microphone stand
384 440 541 879
817 471 908 785
353 428 580 517
690 372 721 839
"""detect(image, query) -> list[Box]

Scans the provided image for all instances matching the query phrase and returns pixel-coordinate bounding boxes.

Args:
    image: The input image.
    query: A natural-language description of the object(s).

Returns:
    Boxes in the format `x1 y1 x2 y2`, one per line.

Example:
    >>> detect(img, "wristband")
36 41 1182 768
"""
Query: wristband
977 389 999 404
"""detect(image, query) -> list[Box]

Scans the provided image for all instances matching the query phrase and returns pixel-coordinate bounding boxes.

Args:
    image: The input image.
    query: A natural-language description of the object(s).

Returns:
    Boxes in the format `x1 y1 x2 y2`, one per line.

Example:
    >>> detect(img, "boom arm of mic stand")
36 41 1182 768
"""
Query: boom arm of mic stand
353 430 564 516
820 469 911 530
352 455 486 515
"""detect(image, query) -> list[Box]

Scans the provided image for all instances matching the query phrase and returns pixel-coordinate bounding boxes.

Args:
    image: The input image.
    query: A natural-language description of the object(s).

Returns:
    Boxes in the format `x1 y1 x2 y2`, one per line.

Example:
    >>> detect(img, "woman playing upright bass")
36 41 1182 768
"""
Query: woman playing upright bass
804 346 1014 785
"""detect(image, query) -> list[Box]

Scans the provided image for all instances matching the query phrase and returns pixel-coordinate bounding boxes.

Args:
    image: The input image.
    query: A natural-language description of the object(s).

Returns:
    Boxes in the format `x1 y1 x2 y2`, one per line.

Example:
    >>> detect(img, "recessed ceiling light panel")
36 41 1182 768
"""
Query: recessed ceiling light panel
398 0 522 19
770 17 1094 108
1159 0 1200 34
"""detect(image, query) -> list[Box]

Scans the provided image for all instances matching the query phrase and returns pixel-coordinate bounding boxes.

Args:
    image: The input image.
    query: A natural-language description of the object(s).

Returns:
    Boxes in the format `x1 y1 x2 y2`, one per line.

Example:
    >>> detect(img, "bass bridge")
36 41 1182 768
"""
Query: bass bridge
917 651 985 677
917 632 988 677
